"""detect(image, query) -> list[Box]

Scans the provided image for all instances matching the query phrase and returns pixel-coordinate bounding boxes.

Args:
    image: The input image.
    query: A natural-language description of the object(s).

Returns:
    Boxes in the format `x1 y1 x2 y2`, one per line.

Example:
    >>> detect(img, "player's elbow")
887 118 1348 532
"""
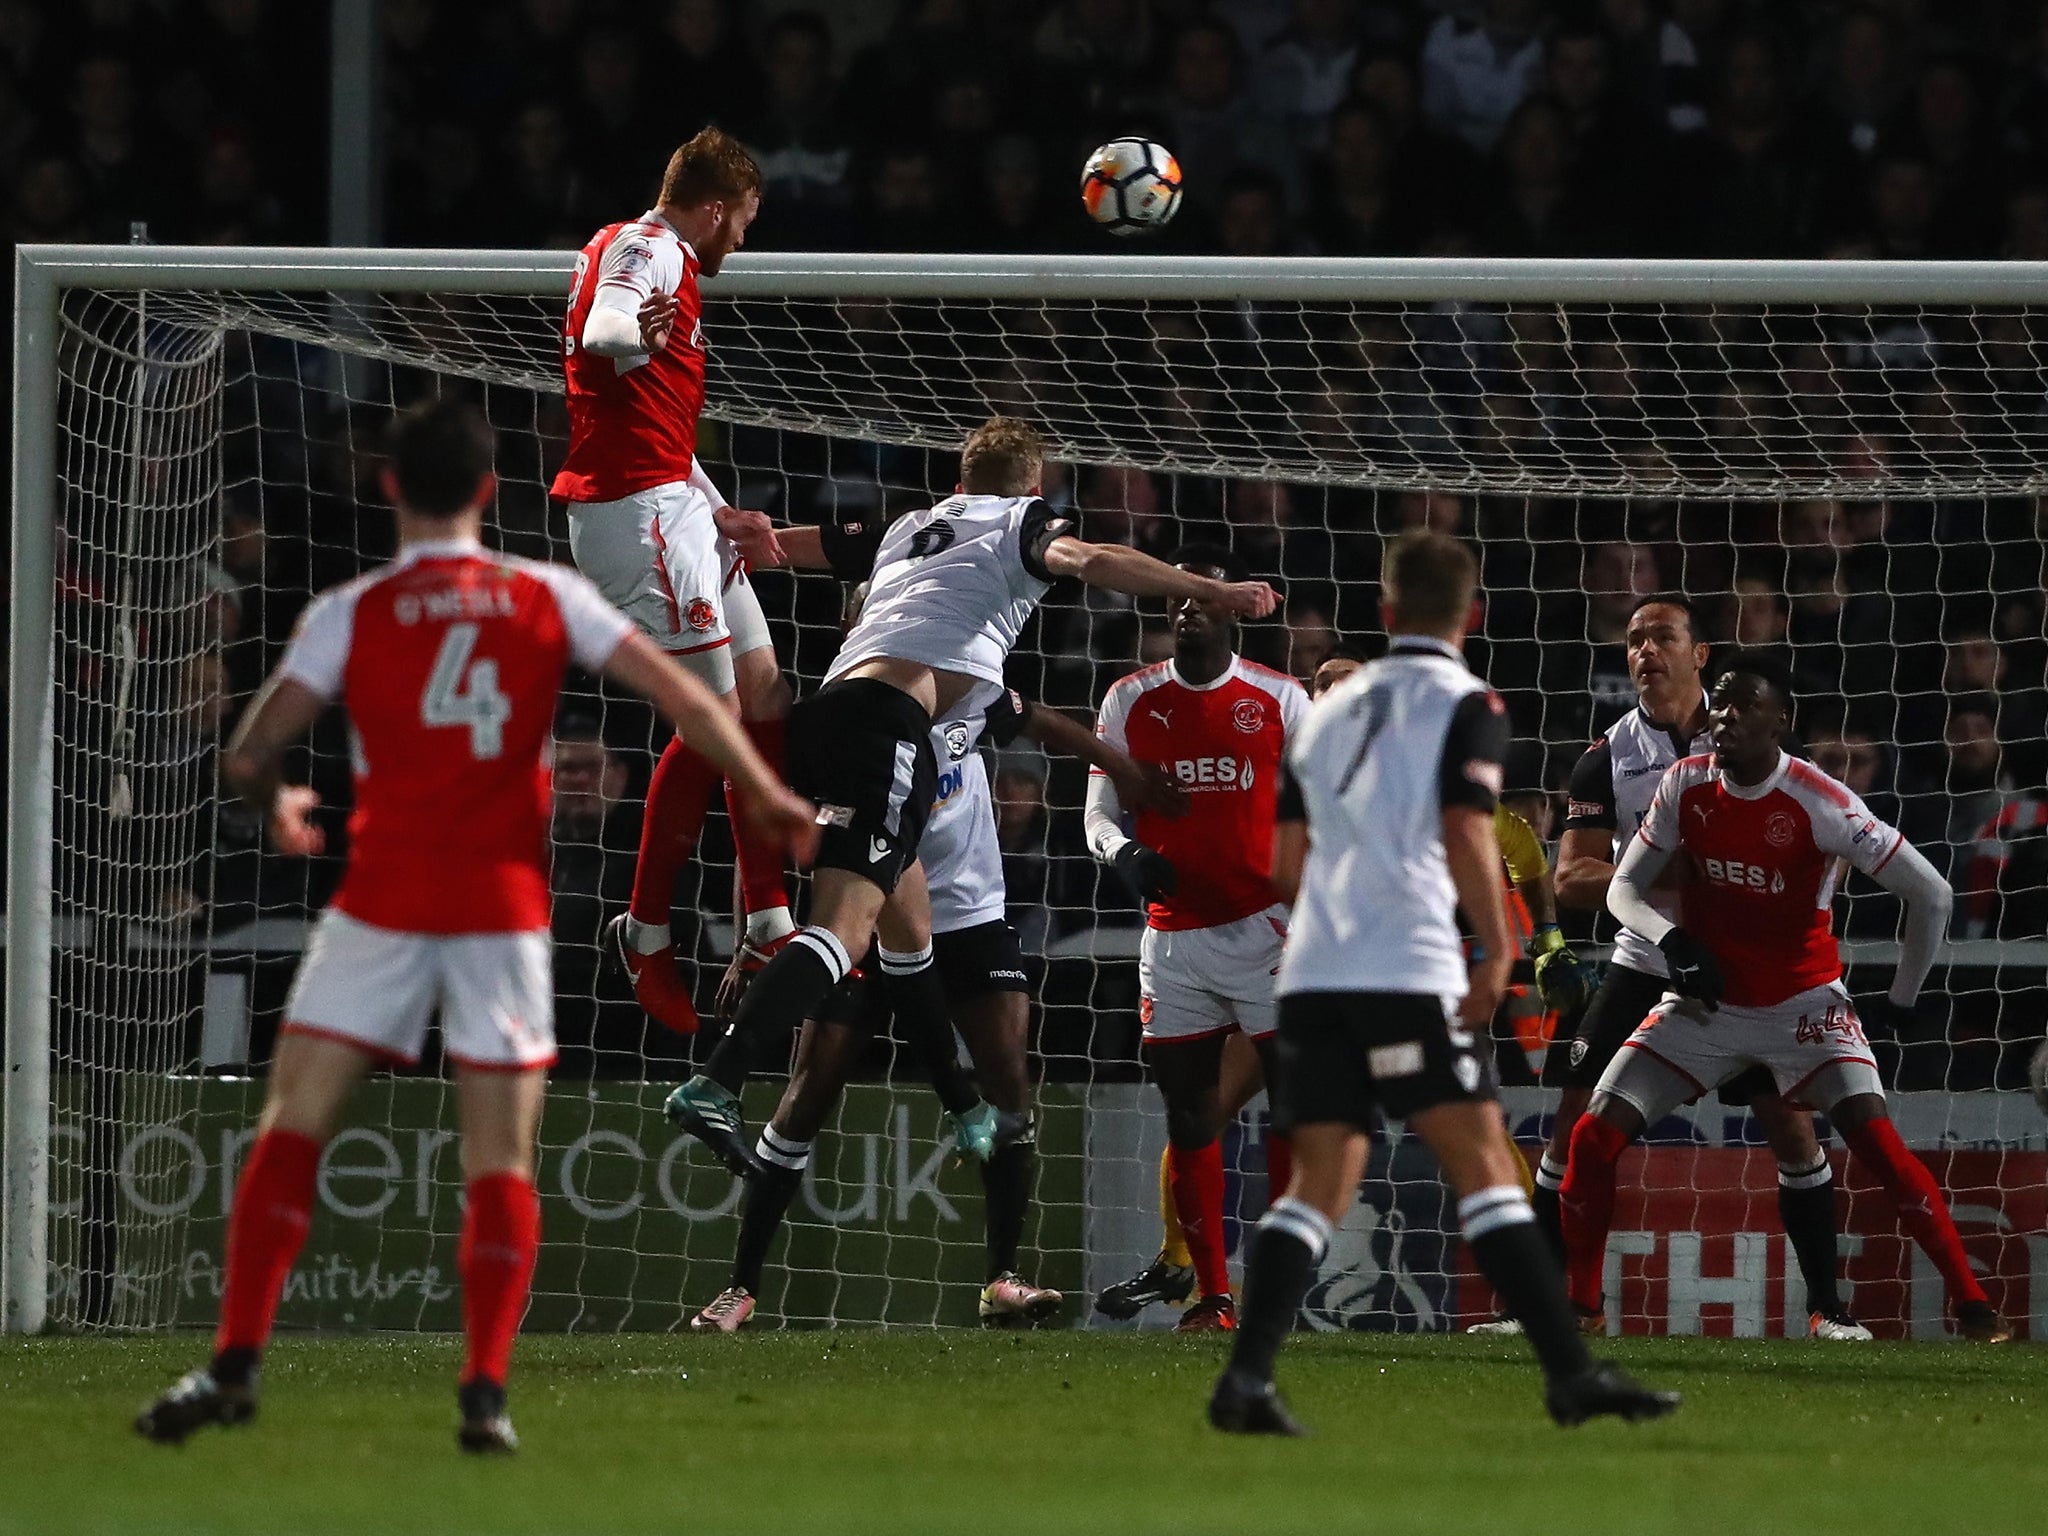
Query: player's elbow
1919 879 1956 933
1044 537 1099 582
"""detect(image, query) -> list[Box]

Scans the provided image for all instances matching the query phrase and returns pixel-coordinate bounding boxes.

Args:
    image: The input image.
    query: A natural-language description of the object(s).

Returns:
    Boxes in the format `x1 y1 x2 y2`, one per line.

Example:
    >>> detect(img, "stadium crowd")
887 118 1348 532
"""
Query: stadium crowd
16 0 2048 263
15 0 2048 1092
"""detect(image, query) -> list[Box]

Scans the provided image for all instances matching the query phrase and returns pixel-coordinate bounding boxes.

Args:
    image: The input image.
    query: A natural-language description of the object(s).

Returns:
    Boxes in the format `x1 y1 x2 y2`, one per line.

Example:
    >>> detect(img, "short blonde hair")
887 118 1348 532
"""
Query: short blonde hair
1383 529 1478 632
658 127 761 209
960 416 1043 496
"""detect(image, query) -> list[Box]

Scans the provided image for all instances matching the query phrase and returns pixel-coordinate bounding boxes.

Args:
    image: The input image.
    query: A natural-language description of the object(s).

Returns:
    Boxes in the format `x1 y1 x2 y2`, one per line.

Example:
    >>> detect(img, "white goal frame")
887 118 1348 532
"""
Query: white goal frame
12 244 2048 1334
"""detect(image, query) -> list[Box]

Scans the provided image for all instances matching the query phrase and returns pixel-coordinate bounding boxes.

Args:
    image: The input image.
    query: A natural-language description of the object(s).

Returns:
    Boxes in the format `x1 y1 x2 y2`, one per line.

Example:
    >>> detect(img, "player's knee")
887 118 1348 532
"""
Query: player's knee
1164 1103 1219 1148
1826 1092 1886 1133
1568 1105 1631 1171
1754 1096 1822 1161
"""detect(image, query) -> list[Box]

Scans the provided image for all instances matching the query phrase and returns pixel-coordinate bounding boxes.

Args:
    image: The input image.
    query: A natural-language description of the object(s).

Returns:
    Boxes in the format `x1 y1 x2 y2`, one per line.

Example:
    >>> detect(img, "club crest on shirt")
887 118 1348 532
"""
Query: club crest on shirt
1232 698 1266 734
1765 810 1798 847
943 721 971 759
685 597 717 632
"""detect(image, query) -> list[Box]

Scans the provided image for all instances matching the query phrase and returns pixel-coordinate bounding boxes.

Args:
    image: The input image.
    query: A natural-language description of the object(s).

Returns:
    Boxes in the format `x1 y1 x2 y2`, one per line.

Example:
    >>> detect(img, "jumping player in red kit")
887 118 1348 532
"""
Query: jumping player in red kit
1084 544 1307 1331
556 127 854 1033
1559 649 2011 1342
135 400 818 1453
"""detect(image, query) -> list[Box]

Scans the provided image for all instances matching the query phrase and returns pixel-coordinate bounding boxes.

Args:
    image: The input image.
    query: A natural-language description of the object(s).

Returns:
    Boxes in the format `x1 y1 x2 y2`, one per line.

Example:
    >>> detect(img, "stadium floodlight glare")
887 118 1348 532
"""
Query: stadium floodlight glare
11 245 2048 1338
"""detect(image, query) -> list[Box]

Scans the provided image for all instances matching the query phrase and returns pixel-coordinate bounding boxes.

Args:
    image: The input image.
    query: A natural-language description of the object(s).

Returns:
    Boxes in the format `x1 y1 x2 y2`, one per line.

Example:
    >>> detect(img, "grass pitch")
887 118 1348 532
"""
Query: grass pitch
1 1330 2039 1536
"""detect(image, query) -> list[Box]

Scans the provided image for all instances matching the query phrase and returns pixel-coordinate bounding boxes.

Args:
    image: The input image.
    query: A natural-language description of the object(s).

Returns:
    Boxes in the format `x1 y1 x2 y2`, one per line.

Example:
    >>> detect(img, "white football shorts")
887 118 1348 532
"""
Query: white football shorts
1596 978 1883 1122
1139 904 1289 1044
566 479 735 694
283 909 556 1071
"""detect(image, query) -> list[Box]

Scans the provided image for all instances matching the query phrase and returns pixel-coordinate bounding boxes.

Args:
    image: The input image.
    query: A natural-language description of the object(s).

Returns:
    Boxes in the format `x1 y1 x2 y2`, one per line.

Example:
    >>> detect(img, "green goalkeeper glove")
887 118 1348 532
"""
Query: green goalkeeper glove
1528 924 1598 1015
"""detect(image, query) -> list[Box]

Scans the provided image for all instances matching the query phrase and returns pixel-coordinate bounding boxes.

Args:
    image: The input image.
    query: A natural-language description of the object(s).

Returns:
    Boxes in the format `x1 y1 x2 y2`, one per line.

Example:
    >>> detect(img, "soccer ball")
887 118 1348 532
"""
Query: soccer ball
1080 138 1182 237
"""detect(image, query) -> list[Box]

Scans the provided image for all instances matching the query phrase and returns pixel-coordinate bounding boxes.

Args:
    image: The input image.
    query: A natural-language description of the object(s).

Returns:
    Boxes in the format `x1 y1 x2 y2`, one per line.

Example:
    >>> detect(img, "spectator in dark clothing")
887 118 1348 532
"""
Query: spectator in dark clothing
652 0 765 133
501 101 588 249
1156 15 1293 199
1349 45 1480 239
737 9 859 249
1537 539 1658 742
68 54 164 236
1670 31 1818 256
1899 57 2005 257
1898 695 2018 901
569 28 672 216
1479 94 1609 256
1544 11 1666 251
1305 99 1419 254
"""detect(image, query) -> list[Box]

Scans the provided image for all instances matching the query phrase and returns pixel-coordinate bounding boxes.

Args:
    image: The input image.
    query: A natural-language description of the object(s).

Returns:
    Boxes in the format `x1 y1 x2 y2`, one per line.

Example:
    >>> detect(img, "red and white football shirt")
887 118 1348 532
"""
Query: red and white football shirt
279 538 633 934
1095 656 1307 931
1636 750 1904 1008
551 212 706 503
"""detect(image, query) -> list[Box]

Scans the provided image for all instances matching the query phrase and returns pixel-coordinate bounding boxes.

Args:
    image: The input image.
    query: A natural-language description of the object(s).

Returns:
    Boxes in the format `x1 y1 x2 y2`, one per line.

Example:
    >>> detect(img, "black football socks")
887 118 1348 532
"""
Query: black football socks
1461 1186 1593 1381
706 928 851 1093
1225 1197 1332 1386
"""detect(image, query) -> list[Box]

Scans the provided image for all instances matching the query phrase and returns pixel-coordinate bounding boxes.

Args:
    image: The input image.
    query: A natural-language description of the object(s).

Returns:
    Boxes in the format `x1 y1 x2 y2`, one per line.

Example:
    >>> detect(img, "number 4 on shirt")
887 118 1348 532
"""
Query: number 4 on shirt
421 621 511 759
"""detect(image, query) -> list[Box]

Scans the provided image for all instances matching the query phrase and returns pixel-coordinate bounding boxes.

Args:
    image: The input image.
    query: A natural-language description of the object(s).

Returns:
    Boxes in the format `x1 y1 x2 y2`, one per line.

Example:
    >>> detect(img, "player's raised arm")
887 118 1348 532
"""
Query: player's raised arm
1039 534 1278 618
1022 697 1186 817
600 631 819 863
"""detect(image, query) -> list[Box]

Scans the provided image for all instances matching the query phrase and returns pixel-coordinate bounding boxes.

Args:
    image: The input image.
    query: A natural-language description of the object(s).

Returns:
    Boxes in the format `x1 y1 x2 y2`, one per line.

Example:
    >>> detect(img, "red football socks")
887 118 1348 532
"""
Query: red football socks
214 1129 320 1357
460 1173 541 1387
629 737 720 926
1843 1119 1990 1308
1559 1113 1629 1313
1264 1131 1294 1210
727 717 791 920
1169 1138 1230 1299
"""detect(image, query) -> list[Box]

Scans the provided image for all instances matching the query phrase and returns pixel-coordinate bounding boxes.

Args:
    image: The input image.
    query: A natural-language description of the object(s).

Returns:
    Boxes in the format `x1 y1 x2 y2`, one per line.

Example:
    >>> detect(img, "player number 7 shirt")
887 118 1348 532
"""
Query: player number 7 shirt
278 539 633 934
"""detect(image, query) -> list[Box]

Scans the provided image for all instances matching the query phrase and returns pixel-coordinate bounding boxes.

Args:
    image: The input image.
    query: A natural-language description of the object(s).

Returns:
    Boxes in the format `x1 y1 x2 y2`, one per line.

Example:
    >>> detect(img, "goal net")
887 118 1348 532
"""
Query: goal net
8 249 2046 1340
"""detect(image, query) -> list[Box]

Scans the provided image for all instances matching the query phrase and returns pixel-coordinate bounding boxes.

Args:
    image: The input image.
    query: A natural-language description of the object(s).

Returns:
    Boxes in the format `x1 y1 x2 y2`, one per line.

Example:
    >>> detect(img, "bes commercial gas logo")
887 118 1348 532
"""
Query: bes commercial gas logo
1172 755 1255 790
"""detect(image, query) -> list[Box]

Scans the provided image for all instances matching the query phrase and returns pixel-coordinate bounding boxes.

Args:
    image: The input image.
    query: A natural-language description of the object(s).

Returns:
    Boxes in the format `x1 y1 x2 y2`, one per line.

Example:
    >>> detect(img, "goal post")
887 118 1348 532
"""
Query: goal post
9 244 2048 1339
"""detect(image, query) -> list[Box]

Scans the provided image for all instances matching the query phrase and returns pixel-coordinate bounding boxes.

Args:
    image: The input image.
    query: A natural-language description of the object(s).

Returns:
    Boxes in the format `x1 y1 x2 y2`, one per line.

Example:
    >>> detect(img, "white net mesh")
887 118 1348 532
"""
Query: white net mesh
22 256 2048 1339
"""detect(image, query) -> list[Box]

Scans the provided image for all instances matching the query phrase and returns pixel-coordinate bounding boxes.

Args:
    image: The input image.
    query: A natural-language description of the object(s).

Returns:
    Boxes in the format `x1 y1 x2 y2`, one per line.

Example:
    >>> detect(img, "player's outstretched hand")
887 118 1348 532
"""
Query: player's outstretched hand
1216 580 1280 619
270 785 325 858
1116 761 1189 819
636 290 678 353
2029 1037 2048 1115
740 783 822 866
714 505 789 570
1657 928 1723 1012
